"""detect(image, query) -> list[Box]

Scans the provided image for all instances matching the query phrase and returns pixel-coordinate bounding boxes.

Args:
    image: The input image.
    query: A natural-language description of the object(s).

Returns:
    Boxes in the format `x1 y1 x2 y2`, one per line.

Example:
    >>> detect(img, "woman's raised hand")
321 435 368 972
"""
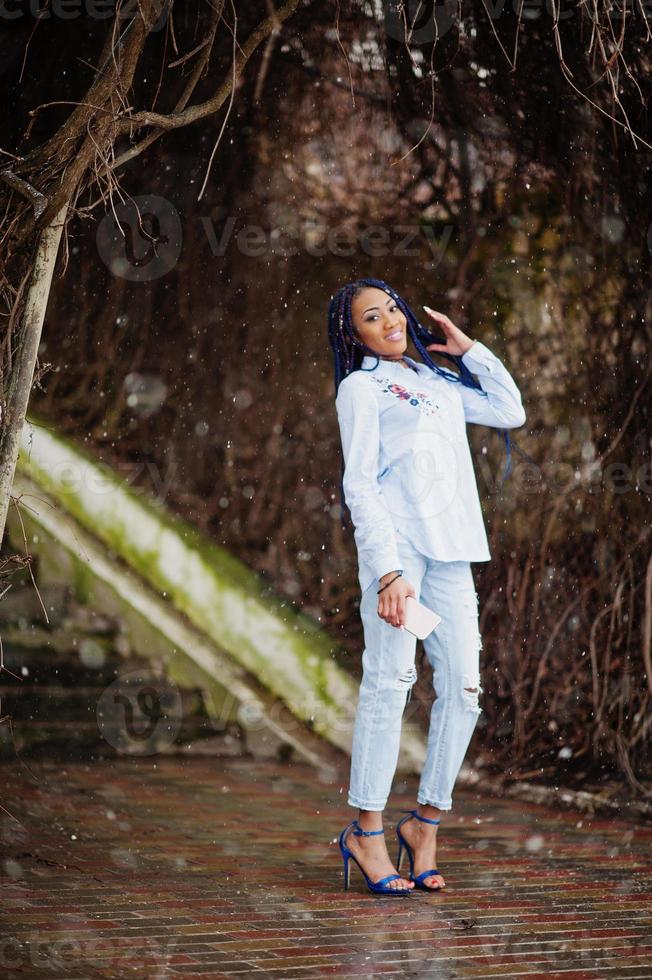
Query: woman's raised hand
377 575 416 628
422 306 476 358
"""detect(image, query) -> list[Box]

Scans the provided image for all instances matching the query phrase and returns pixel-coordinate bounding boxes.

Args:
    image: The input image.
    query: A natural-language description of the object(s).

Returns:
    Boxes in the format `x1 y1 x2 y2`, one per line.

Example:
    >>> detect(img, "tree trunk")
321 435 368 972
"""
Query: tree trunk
0 204 68 544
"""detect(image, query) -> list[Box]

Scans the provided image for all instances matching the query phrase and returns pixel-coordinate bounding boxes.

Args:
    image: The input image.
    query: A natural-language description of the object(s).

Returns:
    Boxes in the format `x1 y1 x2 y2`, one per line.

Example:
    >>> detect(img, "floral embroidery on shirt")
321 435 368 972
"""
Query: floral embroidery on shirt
370 375 440 415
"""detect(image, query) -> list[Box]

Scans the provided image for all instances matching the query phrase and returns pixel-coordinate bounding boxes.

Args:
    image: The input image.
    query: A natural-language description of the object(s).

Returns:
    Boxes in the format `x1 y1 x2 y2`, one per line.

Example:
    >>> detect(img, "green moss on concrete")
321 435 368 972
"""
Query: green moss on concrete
14 417 362 753
19 418 276 601
71 553 92 605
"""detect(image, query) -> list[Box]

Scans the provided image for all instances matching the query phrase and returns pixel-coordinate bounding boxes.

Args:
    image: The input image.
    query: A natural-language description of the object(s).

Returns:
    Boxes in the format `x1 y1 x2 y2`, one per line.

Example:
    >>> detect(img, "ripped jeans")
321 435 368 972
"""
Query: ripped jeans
348 537 484 812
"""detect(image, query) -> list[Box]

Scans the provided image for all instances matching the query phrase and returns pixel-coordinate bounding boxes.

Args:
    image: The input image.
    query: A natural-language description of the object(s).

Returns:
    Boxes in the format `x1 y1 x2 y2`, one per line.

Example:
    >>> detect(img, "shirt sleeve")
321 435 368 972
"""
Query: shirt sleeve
335 376 403 583
457 340 527 428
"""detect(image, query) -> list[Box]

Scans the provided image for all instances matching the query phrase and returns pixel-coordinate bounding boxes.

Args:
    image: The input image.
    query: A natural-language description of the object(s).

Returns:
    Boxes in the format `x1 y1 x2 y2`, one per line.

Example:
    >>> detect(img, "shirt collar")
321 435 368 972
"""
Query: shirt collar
361 353 423 375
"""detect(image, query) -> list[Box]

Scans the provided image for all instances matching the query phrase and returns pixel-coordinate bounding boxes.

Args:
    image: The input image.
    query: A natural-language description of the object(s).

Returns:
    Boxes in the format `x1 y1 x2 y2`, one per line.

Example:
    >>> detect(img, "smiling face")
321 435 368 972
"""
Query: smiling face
350 287 408 360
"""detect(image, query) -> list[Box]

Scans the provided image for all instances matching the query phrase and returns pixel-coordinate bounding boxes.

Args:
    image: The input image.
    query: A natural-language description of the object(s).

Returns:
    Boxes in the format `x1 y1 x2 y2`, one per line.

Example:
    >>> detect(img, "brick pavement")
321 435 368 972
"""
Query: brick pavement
1 754 651 979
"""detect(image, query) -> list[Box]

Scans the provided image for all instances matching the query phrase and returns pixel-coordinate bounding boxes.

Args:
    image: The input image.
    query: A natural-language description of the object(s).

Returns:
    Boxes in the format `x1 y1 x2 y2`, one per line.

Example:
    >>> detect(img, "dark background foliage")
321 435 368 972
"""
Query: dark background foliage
1 0 650 798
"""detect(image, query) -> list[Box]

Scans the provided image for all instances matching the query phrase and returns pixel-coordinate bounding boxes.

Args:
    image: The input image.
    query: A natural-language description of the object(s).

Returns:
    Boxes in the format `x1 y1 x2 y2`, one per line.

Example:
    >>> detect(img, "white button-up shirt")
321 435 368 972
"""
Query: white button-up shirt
335 340 526 595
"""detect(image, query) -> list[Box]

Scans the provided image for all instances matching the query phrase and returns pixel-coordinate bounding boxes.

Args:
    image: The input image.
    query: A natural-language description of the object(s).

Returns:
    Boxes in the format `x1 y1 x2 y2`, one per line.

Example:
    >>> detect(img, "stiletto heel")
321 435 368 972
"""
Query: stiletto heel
395 809 445 892
342 851 351 890
338 820 412 895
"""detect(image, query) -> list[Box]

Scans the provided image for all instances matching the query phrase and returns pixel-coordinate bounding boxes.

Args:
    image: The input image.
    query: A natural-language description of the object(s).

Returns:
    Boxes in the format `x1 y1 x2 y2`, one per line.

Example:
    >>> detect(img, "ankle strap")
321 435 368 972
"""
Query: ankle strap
404 808 441 825
352 819 384 836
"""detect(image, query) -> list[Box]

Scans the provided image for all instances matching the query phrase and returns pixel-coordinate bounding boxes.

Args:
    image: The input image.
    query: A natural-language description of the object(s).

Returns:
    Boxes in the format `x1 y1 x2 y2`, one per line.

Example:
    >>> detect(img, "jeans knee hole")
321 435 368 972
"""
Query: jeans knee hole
461 679 482 714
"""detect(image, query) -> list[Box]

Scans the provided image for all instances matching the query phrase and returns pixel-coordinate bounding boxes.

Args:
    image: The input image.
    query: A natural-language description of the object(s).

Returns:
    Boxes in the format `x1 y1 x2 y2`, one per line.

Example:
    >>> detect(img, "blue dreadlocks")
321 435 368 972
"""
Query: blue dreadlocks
327 277 512 527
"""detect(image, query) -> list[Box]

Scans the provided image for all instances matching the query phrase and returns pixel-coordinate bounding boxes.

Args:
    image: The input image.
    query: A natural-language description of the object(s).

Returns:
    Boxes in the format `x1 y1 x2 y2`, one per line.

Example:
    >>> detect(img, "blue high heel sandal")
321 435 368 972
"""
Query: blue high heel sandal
339 820 412 895
395 809 446 891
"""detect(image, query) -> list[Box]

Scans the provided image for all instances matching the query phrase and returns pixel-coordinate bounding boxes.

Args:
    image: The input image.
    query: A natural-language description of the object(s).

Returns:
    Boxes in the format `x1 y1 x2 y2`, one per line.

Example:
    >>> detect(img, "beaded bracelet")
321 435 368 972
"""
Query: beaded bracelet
377 571 403 594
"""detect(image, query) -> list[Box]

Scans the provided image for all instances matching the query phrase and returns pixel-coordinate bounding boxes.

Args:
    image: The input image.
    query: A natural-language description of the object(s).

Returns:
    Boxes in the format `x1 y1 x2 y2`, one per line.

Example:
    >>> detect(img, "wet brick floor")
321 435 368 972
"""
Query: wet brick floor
1 754 651 979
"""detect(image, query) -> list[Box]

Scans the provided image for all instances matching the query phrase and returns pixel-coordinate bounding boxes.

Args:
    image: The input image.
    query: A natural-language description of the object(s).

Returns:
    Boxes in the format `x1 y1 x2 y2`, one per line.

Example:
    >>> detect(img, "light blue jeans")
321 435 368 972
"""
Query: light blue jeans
348 536 484 812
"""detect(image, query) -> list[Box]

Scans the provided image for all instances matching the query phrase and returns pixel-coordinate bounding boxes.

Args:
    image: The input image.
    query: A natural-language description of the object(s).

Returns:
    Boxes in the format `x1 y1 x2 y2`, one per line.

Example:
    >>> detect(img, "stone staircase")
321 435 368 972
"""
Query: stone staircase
0 571 243 762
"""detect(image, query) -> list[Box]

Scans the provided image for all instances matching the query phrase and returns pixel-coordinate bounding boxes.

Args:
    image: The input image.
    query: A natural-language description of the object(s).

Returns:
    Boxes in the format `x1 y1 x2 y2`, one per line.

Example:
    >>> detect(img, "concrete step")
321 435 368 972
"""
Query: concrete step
0 682 205 722
0 715 234 760
0 634 234 760
2 648 129 687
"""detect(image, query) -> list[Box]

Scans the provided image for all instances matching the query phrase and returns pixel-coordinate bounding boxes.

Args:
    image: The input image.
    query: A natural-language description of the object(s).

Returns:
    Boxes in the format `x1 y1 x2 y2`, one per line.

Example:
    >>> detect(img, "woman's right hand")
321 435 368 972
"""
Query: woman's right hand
377 573 416 628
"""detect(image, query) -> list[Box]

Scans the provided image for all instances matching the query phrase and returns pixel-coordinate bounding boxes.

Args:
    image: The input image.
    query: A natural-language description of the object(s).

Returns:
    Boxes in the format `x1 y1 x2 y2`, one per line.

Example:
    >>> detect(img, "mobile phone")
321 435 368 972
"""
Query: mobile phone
403 596 442 639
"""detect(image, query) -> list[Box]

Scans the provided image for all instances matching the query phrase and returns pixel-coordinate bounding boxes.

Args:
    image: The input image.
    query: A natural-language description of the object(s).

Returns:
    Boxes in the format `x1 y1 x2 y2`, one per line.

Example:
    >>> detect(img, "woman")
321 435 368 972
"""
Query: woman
327 277 526 895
